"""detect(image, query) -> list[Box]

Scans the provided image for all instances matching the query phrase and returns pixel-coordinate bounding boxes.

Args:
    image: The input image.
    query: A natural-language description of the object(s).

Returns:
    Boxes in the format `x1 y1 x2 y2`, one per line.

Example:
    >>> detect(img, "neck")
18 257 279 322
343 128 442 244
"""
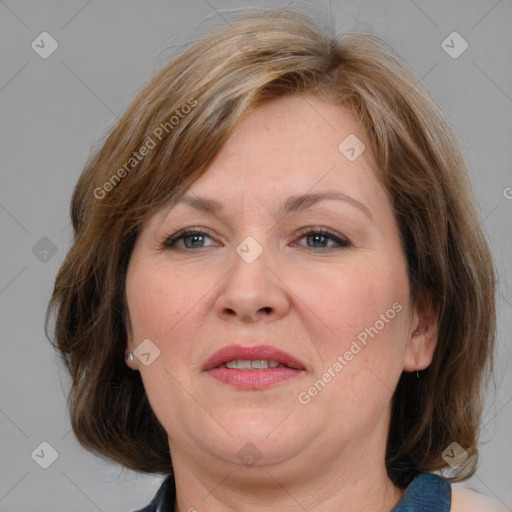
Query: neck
170 427 404 512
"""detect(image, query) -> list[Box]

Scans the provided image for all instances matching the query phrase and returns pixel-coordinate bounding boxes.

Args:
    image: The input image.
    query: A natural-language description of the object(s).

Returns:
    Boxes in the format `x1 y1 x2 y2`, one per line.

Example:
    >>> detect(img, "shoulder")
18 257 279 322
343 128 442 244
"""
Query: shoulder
450 484 509 512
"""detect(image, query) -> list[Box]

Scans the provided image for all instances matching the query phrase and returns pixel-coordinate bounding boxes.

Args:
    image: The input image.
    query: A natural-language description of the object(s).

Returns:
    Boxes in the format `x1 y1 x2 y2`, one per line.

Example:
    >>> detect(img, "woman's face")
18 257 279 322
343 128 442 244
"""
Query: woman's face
125 95 432 479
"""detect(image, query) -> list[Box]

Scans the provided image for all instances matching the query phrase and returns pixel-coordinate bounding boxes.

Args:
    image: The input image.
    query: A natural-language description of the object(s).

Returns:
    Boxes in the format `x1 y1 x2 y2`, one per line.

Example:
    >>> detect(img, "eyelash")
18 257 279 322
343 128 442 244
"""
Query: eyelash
163 227 350 252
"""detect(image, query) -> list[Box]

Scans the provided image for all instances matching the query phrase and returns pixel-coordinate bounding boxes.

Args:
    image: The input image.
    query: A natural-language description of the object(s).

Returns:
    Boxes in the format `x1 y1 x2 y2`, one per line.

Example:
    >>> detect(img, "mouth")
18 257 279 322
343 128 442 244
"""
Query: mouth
203 344 306 390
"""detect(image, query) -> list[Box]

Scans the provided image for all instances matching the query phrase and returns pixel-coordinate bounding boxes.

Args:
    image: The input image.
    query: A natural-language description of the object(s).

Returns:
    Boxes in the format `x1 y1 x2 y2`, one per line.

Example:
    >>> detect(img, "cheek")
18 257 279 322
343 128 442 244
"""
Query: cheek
289 255 409 350
289 253 410 406
125 257 221 386
126 260 196 342
125 260 201 426
301 273 409 422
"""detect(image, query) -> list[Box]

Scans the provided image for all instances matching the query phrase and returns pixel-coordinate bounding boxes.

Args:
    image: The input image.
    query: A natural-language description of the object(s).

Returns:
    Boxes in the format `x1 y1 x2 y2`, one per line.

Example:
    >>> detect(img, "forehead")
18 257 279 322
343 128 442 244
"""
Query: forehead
151 94 388 225
213 94 366 168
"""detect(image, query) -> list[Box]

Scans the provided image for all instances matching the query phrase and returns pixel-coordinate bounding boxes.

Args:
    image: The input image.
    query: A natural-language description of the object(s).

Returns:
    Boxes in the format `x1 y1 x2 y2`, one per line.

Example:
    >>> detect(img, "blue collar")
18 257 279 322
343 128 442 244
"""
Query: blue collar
391 473 451 511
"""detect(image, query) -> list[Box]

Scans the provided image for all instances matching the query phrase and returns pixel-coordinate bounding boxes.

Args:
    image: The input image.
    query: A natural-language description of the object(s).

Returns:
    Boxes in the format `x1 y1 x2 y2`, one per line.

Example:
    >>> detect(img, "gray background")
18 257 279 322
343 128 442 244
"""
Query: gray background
1 1 511 511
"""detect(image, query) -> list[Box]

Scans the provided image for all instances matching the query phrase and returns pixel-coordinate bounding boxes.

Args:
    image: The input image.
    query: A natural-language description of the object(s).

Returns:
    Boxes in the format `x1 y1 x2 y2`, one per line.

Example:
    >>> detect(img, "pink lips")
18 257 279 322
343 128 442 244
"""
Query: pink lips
203 344 306 390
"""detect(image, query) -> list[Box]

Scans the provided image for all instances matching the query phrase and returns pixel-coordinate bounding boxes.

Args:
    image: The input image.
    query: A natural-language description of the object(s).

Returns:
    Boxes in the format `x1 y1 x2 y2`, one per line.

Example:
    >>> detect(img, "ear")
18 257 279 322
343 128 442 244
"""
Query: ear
403 299 438 372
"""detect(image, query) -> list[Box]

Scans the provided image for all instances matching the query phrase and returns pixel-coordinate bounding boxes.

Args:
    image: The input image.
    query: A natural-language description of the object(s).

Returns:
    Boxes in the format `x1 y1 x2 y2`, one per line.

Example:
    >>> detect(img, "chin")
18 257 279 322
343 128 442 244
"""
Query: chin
202 416 315 466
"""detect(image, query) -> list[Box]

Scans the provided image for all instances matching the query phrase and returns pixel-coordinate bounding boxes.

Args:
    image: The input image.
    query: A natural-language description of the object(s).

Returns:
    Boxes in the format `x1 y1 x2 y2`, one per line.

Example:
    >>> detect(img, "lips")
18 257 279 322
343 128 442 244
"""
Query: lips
202 344 306 371
202 344 306 390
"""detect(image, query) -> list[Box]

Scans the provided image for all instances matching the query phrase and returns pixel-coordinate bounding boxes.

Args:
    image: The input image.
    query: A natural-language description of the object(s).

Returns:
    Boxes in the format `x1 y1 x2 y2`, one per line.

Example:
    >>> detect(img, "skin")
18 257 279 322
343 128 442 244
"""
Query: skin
125 95 438 512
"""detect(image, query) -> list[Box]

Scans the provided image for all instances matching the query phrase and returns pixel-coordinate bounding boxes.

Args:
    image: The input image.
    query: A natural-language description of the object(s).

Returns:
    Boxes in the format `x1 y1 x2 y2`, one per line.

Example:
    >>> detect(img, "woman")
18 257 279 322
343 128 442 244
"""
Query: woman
46 9 506 512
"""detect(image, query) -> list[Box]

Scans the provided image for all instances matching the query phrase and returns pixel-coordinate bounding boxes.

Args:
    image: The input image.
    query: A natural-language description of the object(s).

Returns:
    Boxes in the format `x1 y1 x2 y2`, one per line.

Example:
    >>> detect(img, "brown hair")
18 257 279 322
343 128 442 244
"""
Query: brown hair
46 9 496 487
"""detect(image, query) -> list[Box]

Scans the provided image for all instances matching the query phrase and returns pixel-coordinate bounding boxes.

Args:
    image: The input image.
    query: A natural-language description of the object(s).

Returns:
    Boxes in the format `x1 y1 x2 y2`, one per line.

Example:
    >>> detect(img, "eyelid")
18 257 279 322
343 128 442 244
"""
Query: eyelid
162 227 218 248
162 225 351 251
293 226 351 248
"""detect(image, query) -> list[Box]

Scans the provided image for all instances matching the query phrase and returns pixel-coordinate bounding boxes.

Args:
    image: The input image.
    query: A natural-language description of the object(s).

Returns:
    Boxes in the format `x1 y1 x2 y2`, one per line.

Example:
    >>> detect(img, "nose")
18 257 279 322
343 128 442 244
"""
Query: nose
214 240 290 323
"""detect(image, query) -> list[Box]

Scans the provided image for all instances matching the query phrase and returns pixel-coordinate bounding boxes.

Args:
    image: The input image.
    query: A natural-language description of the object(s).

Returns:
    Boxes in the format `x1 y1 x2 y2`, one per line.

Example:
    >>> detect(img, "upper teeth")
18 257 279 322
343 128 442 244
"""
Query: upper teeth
224 360 282 369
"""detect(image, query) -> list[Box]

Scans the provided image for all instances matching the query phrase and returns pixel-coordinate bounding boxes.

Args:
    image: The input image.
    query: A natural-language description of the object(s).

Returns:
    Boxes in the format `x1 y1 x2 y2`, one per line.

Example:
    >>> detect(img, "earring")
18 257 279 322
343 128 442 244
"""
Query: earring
125 353 134 362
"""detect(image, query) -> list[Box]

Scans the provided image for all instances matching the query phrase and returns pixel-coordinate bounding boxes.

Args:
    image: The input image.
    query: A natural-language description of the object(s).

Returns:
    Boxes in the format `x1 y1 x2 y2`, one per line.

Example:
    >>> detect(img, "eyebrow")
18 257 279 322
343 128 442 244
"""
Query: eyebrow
174 191 374 222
